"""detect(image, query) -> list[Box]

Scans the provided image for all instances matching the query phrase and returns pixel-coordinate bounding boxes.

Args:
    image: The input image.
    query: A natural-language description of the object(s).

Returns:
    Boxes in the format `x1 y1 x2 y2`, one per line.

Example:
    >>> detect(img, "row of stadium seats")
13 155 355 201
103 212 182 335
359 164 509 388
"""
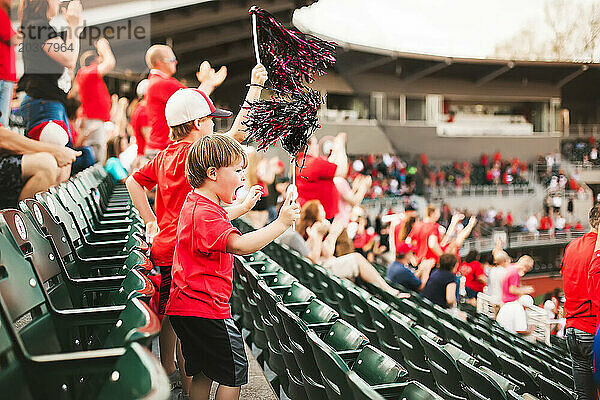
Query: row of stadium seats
0 165 169 399
233 219 575 400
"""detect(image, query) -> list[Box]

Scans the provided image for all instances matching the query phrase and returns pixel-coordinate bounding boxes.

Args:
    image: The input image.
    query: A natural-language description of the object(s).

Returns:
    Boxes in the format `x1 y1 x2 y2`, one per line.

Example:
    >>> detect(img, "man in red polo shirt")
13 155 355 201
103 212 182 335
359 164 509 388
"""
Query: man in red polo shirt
562 204 600 400
0 0 18 128
74 38 115 164
295 132 348 220
144 44 226 156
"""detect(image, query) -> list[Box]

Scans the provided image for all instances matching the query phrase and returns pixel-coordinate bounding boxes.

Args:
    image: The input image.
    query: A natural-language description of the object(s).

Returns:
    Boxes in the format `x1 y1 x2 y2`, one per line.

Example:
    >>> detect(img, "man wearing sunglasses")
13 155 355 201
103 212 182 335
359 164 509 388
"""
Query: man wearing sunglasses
144 44 226 158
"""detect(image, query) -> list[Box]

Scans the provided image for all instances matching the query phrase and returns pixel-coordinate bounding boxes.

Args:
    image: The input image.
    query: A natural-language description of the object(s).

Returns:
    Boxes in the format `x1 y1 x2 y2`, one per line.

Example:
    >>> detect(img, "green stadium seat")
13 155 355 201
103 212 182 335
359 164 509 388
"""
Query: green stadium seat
282 281 316 305
366 297 405 363
346 371 443 400
307 330 407 400
458 359 517 400
0 209 153 308
276 302 328 400
346 285 380 346
321 319 369 355
498 354 540 396
388 310 435 387
440 318 472 353
469 336 504 371
420 335 468 400
535 374 575 400
328 276 357 326
257 281 308 400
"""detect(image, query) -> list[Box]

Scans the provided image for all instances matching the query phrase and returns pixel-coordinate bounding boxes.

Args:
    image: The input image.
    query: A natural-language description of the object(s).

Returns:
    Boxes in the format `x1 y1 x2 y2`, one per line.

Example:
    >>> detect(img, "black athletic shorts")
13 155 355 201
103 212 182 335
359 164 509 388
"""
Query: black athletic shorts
170 315 248 387
157 265 172 315
0 154 24 209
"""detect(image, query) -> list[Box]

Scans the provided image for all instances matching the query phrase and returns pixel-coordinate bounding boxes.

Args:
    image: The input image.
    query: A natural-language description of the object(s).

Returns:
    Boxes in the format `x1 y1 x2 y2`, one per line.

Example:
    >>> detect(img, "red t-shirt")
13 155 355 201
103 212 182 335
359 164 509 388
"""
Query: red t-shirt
461 261 485 292
295 154 339 220
562 232 598 334
145 70 186 151
0 10 16 82
130 102 149 156
132 141 192 266
408 221 441 264
75 64 111 121
166 192 240 319
501 265 520 303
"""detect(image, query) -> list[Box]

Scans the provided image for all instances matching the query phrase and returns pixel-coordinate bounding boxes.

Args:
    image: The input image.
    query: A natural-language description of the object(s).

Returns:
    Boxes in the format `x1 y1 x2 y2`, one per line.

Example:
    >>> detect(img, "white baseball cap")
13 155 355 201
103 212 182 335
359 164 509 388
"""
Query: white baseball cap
165 88 232 127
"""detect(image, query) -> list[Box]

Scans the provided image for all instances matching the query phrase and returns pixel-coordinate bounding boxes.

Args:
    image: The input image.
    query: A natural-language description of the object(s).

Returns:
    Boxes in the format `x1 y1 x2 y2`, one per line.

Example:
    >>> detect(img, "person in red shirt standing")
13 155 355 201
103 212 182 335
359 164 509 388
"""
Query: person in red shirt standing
0 0 17 127
126 65 267 396
144 44 226 157
167 134 299 400
296 132 348 220
74 38 115 164
407 204 443 265
562 204 600 400
129 79 150 169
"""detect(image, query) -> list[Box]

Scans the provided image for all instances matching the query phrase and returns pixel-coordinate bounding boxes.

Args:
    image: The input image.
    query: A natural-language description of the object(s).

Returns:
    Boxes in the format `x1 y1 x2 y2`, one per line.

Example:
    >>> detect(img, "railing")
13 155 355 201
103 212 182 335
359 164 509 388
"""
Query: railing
460 230 586 255
569 124 600 137
427 184 536 199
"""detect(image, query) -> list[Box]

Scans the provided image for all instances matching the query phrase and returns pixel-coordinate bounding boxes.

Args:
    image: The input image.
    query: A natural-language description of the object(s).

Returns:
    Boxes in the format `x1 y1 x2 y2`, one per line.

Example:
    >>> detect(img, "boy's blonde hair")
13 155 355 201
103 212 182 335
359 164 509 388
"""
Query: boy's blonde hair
169 117 210 142
186 134 248 188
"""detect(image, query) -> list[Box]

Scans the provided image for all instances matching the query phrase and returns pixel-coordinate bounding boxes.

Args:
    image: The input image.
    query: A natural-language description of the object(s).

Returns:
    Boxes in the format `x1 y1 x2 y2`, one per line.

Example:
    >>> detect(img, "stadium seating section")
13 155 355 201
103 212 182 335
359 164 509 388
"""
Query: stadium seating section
233 218 576 400
0 165 169 399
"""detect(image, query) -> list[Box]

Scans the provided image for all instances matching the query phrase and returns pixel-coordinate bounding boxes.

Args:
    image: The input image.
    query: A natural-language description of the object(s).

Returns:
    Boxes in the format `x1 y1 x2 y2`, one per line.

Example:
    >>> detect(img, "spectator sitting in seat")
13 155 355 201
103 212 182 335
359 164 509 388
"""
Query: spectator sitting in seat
0 123 79 209
104 135 128 184
460 249 487 306
278 200 408 298
422 253 460 309
386 242 435 291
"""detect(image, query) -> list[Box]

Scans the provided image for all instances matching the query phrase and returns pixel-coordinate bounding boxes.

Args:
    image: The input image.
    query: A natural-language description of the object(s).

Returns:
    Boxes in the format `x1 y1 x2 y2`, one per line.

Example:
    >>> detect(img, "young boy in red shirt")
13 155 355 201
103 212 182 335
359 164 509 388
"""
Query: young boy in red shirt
166 134 300 400
126 64 267 393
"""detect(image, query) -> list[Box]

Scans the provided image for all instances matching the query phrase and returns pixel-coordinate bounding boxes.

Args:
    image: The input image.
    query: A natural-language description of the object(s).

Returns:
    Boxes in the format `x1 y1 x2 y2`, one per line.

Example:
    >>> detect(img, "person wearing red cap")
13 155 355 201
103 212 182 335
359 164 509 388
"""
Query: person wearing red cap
387 242 434 291
126 64 267 396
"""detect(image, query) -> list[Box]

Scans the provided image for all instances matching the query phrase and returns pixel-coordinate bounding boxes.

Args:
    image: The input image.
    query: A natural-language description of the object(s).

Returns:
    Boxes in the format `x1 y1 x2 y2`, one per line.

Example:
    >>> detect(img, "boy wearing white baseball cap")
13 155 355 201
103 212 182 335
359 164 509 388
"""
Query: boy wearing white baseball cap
125 63 267 397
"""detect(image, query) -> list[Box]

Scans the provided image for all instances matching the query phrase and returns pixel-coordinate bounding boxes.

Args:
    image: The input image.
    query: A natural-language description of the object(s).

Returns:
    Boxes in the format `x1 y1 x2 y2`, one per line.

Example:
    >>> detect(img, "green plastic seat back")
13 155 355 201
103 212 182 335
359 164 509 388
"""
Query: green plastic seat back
0 316 33 399
537 373 575 400
496 336 523 362
469 336 503 371
103 298 160 348
64 181 97 223
324 319 369 351
367 298 397 343
420 335 466 399
0 231 61 356
0 209 73 310
108 269 154 306
49 186 92 237
401 381 444 400
457 359 508 400
352 345 407 386
345 370 385 400
34 192 83 249
301 298 339 325
346 286 379 345
20 198 74 260
520 350 552 377
306 329 351 400
245 259 279 274
268 270 296 287
389 311 426 364
440 318 471 353
97 342 170 400
276 303 323 385
283 282 315 304
498 354 540 396
420 308 445 338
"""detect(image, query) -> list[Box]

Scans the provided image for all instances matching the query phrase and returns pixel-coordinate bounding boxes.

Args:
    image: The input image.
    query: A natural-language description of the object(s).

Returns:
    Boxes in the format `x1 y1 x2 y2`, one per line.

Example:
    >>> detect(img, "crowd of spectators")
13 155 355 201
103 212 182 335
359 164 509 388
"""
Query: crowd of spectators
561 136 600 165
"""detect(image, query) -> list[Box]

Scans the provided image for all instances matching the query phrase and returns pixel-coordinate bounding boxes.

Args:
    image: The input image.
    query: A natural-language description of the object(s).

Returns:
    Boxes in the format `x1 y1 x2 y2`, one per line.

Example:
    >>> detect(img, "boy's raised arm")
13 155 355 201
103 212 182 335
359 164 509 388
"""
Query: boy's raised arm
226 64 268 143
227 191 299 255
